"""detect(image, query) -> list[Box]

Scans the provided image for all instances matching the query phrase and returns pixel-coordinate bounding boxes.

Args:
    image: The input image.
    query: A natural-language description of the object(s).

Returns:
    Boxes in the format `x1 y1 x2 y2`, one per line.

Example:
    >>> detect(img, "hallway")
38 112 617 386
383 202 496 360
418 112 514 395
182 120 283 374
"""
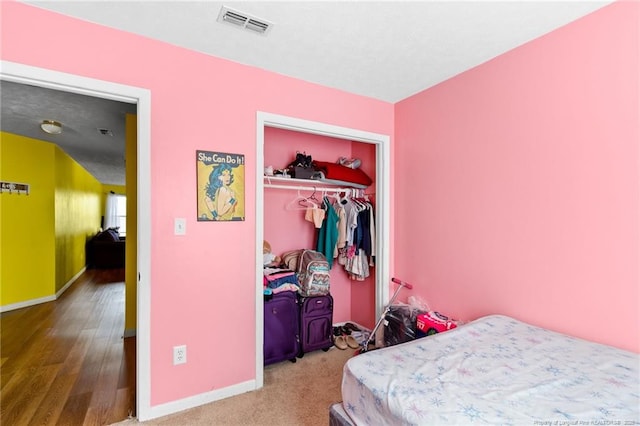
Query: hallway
1 268 135 425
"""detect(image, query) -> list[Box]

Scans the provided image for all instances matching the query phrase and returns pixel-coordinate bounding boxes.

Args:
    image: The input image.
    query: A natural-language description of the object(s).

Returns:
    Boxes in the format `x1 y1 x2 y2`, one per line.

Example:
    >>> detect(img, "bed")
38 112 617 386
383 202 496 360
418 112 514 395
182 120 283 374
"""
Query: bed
332 314 639 425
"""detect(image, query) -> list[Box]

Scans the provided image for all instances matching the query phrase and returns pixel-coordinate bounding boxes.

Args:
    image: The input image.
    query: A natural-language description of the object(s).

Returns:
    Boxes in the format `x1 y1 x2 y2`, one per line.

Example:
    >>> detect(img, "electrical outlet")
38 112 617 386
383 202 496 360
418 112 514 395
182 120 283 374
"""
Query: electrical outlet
173 345 187 365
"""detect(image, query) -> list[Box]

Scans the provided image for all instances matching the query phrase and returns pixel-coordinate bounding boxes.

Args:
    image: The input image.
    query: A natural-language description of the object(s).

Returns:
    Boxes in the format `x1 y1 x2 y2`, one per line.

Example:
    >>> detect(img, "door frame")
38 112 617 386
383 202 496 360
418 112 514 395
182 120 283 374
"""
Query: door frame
0 61 153 420
255 111 391 388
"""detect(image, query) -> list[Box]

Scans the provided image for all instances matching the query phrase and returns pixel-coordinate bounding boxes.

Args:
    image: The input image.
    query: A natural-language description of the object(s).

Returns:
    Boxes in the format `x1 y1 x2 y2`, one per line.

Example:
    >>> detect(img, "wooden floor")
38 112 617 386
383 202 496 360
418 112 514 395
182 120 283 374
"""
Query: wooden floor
1 268 136 426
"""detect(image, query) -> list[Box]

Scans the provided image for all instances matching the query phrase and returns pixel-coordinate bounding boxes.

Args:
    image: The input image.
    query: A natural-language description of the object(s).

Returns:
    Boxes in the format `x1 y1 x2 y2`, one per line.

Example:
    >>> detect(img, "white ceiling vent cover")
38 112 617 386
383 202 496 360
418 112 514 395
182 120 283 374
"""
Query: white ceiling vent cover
217 6 273 35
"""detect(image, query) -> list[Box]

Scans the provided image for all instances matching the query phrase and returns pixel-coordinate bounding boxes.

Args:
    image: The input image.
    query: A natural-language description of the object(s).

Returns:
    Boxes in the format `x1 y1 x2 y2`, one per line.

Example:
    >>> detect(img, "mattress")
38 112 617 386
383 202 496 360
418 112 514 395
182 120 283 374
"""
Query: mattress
341 314 639 425
330 402 355 426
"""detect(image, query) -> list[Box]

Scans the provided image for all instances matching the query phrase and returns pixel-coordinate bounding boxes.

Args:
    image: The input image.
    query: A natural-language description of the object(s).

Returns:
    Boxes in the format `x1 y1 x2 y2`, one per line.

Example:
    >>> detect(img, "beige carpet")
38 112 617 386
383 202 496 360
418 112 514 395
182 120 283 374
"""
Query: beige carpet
115 347 357 426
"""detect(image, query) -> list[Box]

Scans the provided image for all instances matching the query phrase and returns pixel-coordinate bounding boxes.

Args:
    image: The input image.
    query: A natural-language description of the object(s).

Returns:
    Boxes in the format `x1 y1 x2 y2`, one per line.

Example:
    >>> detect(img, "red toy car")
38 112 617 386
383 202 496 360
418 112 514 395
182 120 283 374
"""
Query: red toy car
416 311 458 336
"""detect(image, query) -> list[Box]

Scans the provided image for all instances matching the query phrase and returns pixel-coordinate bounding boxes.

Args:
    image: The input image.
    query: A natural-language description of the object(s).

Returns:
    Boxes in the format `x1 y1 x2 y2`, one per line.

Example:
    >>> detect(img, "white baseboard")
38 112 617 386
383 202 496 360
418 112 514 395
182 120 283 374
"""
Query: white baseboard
334 320 371 332
56 267 86 299
1 267 86 313
0 294 56 313
142 379 257 421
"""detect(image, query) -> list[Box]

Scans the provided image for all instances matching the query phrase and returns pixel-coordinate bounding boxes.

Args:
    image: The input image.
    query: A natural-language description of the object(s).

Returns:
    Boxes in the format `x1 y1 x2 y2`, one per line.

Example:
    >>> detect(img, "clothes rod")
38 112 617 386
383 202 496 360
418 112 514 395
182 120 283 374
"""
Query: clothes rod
263 183 356 193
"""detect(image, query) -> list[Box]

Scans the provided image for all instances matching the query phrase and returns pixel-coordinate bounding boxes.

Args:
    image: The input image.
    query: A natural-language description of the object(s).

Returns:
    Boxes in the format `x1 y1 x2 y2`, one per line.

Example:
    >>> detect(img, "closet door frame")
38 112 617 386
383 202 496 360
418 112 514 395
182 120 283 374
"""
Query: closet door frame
255 112 391 388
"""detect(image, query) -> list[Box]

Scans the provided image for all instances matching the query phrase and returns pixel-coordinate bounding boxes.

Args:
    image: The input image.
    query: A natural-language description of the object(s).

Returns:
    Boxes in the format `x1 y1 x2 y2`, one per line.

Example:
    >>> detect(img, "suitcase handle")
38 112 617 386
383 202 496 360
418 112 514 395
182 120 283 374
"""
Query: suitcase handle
391 277 413 290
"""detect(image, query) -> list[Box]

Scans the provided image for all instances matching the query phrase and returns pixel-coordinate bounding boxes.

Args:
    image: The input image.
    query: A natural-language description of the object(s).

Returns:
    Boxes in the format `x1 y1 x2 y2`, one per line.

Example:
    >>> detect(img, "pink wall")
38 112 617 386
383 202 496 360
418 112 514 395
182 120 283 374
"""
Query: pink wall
394 1 639 352
263 127 377 324
1 1 393 406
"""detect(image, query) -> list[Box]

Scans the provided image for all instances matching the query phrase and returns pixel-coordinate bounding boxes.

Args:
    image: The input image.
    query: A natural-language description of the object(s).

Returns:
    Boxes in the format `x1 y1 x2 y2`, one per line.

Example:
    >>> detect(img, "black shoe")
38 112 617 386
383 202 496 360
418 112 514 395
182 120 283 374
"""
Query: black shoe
344 322 360 332
340 325 352 335
287 152 311 169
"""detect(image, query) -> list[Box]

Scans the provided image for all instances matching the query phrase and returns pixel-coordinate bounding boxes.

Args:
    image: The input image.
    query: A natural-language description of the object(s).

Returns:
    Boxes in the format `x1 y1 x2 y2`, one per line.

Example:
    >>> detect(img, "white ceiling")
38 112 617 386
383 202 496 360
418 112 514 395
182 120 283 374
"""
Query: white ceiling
21 1 612 103
3 1 612 185
0 80 136 185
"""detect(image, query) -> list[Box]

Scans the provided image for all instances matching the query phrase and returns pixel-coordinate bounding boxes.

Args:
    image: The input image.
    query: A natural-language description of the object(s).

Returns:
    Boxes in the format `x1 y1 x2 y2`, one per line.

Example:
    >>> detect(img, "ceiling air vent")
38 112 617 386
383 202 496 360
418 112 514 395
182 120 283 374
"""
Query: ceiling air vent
217 6 272 35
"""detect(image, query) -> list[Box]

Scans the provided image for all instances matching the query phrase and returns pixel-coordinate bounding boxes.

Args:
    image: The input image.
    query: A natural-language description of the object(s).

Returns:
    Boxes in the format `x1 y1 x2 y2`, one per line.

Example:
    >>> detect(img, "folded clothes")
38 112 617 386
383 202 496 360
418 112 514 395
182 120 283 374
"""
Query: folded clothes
263 273 299 289
263 267 294 275
264 271 296 280
271 283 300 294
311 160 372 187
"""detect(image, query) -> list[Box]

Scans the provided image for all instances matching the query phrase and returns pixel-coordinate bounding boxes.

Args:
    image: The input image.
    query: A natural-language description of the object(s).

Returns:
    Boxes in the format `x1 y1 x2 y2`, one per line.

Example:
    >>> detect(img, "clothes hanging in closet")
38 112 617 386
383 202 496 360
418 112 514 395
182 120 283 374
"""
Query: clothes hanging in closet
316 196 339 268
313 192 375 281
340 196 375 281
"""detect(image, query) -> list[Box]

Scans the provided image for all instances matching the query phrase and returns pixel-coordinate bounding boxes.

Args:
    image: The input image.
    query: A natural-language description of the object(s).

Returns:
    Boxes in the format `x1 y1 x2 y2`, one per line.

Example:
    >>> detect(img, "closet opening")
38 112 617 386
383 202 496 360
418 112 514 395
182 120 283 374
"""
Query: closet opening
255 112 390 388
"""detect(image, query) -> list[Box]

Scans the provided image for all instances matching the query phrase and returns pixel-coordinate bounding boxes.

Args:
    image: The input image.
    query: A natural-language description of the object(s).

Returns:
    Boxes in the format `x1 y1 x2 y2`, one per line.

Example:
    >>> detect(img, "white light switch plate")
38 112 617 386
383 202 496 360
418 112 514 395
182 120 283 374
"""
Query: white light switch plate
174 218 186 235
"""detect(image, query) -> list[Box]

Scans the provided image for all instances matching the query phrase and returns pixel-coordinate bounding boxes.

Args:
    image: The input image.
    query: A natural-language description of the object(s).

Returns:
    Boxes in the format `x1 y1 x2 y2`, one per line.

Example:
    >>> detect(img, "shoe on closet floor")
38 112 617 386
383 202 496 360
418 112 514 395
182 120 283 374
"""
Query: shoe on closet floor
344 322 360 332
344 335 359 349
334 335 348 350
339 325 352 335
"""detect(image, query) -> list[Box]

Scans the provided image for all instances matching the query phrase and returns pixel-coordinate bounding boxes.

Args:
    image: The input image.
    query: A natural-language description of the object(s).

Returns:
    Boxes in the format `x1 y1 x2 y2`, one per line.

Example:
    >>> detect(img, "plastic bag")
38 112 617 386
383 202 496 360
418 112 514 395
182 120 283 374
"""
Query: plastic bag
408 295 431 313
382 301 430 347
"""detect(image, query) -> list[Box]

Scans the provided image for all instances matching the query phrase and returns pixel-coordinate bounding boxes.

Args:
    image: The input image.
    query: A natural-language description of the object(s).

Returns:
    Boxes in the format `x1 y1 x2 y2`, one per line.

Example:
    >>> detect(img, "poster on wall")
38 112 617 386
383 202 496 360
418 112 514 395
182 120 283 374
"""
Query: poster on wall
196 150 245 221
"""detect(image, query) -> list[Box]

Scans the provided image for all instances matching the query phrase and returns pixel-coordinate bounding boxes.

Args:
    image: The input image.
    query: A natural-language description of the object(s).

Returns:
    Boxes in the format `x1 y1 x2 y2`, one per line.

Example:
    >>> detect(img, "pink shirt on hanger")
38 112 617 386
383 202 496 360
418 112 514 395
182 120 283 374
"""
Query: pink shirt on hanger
305 206 325 228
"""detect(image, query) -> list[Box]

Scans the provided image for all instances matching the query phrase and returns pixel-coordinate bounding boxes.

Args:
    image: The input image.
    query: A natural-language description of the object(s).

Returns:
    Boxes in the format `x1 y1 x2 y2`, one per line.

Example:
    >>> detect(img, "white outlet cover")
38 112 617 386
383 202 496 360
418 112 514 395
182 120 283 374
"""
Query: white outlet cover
174 218 186 235
173 345 187 365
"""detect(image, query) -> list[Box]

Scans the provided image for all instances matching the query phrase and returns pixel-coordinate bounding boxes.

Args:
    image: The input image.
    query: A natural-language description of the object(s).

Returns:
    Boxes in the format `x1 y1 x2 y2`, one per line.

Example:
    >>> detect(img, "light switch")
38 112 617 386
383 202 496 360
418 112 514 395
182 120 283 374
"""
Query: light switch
174 218 186 235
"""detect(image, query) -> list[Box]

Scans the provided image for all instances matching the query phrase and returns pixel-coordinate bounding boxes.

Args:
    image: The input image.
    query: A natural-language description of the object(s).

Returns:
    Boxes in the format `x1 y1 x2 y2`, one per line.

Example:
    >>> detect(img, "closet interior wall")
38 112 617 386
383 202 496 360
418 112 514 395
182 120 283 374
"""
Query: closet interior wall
263 127 377 327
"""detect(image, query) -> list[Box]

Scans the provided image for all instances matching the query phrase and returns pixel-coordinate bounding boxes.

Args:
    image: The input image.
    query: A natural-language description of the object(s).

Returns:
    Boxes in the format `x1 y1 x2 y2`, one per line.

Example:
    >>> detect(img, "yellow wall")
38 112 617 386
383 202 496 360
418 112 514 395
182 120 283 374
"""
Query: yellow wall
1 133 56 305
0 132 102 308
125 114 137 334
54 148 103 292
1 127 136 331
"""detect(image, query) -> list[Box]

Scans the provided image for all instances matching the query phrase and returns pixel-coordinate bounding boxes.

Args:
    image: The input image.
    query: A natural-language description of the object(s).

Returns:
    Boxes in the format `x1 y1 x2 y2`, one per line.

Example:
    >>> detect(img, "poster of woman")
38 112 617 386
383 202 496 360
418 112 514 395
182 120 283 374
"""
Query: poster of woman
197 150 245 221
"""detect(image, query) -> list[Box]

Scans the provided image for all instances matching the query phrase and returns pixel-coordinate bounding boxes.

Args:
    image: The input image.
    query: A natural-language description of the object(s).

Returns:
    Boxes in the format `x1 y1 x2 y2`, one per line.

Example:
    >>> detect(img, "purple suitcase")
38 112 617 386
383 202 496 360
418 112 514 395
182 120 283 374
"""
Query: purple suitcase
264 291 300 365
298 294 333 357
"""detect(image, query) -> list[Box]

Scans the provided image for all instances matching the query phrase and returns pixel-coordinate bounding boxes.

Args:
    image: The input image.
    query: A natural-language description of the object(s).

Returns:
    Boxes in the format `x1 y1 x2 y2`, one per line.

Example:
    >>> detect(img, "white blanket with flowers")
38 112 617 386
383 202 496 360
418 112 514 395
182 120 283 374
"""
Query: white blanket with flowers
341 315 639 425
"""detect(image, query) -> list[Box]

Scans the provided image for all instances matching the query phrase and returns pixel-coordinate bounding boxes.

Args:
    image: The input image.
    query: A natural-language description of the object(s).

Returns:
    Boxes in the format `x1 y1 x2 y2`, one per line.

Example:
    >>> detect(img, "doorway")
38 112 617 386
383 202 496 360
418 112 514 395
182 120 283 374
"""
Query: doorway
0 60 152 420
254 111 391 388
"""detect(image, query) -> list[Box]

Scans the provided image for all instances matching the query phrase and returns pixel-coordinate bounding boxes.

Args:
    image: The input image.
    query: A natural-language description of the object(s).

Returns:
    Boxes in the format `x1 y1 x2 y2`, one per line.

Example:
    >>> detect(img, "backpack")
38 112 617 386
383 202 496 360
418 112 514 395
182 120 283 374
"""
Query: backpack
296 249 330 297
281 249 304 271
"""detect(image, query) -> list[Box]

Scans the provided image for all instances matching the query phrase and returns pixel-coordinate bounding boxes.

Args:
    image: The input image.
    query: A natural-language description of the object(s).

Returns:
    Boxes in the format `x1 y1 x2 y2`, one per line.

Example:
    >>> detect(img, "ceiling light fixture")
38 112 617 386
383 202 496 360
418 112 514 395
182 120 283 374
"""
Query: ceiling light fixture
40 119 63 135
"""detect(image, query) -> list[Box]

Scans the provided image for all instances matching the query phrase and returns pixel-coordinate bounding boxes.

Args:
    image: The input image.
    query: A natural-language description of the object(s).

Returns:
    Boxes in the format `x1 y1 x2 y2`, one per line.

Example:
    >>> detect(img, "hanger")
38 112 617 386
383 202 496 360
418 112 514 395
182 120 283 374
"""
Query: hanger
285 190 316 210
352 189 368 210
342 188 355 205
306 187 320 206
332 189 343 204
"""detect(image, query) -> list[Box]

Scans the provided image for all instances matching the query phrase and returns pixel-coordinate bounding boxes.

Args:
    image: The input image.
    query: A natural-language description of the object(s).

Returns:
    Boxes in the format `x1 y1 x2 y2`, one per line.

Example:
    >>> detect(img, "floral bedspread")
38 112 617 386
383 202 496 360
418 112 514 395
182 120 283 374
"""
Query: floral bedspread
341 315 639 425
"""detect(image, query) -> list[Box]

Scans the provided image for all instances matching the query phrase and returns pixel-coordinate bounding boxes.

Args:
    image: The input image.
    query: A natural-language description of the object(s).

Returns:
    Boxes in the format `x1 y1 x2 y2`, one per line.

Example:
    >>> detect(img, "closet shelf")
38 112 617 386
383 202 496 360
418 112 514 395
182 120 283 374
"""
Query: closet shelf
263 175 368 190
